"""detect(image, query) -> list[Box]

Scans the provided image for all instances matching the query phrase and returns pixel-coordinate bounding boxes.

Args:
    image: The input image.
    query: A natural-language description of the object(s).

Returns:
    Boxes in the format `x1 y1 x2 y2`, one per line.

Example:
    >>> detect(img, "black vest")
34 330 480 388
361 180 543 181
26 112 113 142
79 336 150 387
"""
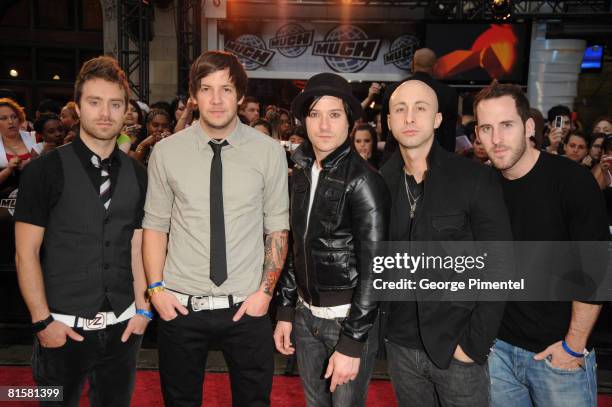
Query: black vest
42 144 140 318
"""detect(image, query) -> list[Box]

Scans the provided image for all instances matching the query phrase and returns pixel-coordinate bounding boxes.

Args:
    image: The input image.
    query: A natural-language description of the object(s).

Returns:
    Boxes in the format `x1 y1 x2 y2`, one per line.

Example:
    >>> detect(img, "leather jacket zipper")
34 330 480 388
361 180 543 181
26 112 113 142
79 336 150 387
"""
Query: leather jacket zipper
303 167 315 305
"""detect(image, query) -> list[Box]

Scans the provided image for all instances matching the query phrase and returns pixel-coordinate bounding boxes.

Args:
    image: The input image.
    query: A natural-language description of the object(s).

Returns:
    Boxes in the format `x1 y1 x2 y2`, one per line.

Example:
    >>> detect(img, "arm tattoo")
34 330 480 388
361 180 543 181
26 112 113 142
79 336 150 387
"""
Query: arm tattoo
261 230 289 296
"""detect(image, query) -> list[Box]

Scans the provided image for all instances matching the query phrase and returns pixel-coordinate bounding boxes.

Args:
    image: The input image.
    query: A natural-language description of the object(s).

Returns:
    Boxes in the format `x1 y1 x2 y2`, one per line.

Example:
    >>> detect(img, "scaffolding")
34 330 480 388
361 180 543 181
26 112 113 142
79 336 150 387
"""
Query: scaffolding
177 0 202 95
117 0 151 103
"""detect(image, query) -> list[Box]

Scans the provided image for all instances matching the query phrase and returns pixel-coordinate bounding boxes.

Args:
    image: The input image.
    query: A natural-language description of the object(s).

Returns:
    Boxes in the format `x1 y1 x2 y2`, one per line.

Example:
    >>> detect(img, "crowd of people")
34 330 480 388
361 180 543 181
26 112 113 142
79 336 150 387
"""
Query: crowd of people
1 47 611 407
2 58 611 216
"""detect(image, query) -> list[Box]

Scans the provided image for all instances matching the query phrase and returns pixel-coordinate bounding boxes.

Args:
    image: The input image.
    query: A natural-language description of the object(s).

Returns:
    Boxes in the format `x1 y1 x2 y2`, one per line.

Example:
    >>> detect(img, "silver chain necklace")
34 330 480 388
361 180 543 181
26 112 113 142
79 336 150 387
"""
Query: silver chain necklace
404 172 421 219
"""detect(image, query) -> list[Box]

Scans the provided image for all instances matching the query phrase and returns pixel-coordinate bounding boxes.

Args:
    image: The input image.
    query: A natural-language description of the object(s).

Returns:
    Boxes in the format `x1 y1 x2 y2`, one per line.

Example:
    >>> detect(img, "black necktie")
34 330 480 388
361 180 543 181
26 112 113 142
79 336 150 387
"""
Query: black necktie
209 140 228 286
90 155 112 210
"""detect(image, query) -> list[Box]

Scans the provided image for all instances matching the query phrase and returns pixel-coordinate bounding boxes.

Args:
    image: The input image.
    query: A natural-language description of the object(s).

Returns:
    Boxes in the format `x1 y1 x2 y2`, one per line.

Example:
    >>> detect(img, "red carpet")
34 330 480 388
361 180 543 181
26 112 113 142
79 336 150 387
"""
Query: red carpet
1 366 611 406
0 366 394 406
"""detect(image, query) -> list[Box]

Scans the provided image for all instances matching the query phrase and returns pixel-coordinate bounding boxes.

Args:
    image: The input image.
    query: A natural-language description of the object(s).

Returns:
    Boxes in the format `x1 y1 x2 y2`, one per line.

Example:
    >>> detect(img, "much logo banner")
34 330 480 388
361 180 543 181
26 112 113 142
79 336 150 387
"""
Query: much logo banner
222 21 422 81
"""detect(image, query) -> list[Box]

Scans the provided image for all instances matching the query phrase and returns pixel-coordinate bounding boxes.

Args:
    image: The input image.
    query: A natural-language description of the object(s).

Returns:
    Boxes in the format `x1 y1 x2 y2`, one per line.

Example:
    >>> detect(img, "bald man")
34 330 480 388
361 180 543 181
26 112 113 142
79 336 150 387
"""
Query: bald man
379 77 512 406
413 48 437 72
381 48 459 163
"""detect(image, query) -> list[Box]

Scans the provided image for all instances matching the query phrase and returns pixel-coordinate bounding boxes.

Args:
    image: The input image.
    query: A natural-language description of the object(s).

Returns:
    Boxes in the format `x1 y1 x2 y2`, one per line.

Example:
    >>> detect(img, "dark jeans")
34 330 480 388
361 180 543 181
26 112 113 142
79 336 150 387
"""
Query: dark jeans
294 303 378 407
157 306 274 407
386 340 489 407
32 320 142 407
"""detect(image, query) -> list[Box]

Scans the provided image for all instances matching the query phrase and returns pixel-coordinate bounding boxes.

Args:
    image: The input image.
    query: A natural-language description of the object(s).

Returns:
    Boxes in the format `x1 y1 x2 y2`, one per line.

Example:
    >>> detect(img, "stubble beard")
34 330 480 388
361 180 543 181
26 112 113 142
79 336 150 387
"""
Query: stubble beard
80 119 120 142
491 138 527 171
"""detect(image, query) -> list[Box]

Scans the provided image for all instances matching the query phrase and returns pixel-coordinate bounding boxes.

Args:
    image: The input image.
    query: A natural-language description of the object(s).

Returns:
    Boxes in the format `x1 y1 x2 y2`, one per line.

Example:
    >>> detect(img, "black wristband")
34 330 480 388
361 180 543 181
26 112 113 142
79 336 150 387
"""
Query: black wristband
32 315 54 333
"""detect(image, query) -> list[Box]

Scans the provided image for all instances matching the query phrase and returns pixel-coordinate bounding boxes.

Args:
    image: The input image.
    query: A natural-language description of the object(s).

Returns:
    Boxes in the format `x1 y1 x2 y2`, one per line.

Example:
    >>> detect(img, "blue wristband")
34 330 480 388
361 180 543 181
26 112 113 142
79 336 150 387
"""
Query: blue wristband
147 281 164 289
562 340 585 358
136 309 154 320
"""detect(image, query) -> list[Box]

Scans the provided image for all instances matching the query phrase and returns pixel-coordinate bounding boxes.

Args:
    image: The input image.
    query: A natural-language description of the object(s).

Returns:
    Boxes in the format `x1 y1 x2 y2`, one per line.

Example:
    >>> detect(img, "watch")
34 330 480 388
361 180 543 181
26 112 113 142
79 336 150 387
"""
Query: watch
32 315 54 333
146 285 165 301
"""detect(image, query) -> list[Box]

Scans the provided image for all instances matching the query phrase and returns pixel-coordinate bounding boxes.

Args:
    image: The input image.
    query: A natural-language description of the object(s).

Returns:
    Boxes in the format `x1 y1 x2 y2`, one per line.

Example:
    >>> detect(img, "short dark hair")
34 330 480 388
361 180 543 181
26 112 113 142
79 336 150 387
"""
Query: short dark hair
304 96 355 130
37 99 62 115
74 56 129 107
473 81 530 124
189 51 248 100
251 118 273 136
146 108 171 125
565 132 588 146
291 125 307 139
34 113 61 134
547 105 571 123
240 96 259 110
150 101 173 120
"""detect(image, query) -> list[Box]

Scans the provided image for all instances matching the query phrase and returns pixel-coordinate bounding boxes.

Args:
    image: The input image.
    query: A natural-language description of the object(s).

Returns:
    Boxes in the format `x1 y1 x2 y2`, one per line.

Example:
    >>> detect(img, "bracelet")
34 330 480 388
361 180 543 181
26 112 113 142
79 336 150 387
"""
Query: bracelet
147 281 165 289
562 340 586 358
136 309 154 320
32 315 54 333
146 285 165 300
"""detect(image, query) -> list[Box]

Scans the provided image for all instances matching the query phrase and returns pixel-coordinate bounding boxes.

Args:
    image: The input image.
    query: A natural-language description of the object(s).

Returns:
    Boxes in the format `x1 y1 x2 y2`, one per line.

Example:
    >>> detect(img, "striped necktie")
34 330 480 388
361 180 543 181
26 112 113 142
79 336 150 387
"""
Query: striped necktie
90 155 112 210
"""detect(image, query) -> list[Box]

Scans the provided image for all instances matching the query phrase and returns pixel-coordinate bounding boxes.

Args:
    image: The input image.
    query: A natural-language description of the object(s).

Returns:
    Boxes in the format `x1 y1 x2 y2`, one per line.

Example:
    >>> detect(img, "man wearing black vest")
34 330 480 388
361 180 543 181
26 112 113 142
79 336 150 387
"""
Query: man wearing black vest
14 56 149 407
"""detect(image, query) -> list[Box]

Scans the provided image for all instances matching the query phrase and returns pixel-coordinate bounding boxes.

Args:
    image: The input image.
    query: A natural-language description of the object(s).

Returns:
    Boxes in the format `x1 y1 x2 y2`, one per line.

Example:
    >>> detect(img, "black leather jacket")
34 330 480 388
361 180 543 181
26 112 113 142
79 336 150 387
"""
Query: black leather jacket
276 138 390 357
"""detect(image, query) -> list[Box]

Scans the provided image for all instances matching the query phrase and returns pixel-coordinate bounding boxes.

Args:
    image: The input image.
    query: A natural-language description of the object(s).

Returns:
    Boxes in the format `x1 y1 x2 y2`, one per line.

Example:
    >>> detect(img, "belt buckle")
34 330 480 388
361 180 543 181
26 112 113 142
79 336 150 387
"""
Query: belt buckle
322 308 334 319
191 296 210 312
83 312 107 330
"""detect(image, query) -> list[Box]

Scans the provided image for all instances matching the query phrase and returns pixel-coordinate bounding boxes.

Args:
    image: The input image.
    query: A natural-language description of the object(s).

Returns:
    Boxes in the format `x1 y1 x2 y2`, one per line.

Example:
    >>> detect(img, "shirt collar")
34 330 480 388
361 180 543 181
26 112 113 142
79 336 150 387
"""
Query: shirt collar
73 133 121 167
195 118 247 151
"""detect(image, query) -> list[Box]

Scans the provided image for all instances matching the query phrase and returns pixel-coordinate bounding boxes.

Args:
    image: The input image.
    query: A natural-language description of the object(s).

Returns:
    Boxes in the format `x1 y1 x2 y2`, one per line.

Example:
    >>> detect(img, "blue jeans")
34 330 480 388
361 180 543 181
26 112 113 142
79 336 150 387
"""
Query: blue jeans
293 303 378 407
489 339 597 407
385 340 490 407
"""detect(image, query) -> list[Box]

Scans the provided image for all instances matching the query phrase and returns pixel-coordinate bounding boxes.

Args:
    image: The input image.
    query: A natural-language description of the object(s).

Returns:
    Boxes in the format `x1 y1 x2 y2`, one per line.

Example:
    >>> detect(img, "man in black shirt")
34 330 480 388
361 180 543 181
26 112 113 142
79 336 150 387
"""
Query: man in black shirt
381 77 512 406
14 56 150 407
475 82 608 407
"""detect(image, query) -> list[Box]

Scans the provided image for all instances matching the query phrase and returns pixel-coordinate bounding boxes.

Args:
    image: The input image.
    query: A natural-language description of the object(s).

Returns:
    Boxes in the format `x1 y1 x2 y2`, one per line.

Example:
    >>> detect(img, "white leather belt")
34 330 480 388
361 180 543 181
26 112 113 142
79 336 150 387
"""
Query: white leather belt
52 303 135 331
298 297 351 320
168 289 246 312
